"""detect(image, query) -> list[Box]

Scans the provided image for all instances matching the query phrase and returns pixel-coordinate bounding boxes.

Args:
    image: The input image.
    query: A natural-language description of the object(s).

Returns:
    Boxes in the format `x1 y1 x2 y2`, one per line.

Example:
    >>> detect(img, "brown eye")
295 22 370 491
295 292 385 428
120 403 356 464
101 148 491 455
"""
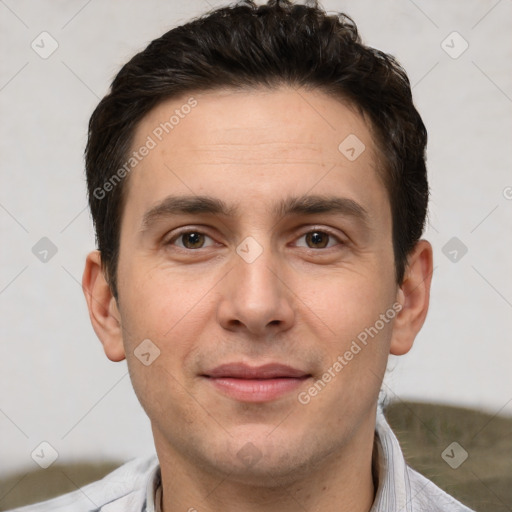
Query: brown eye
169 231 215 250
181 232 205 249
294 228 346 251
305 231 330 249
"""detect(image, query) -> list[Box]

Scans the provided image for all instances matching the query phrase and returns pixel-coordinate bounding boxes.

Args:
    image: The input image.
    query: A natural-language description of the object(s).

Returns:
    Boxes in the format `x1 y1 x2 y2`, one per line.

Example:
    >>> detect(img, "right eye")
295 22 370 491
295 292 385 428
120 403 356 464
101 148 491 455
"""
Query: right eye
166 230 217 250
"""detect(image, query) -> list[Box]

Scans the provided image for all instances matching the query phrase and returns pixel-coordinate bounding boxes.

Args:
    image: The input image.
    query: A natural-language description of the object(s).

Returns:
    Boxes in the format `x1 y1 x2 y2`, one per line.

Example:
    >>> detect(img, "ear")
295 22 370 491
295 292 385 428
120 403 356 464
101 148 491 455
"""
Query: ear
390 239 433 356
82 250 126 362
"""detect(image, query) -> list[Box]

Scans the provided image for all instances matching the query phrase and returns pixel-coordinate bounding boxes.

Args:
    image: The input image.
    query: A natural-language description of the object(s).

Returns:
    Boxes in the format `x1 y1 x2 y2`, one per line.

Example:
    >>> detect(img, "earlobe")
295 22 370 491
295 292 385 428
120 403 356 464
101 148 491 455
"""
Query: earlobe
389 240 434 356
82 250 126 362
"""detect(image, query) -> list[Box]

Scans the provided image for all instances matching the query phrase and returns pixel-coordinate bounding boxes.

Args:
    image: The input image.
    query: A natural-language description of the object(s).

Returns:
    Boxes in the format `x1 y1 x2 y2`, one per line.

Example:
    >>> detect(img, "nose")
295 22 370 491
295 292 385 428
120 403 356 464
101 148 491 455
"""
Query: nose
216 242 295 338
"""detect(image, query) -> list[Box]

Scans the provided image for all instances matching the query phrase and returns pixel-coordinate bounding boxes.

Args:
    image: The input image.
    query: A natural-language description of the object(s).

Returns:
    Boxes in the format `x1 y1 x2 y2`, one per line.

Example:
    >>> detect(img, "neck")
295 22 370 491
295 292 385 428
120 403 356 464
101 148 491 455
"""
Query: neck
155 416 377 512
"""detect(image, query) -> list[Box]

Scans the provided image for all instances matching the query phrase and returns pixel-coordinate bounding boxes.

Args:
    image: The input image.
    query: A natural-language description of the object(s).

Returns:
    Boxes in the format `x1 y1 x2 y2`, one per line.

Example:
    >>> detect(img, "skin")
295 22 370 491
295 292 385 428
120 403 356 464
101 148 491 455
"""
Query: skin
83 86 433 512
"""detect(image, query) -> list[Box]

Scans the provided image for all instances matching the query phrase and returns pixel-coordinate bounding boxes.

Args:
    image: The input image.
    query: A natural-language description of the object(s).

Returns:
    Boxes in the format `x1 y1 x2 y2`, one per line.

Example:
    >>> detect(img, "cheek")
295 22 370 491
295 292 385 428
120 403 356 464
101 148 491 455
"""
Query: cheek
303 269 397 381
309 267 395 327
118 261 215 389
126 358 205 445
119 259 203 339
117 270 208 425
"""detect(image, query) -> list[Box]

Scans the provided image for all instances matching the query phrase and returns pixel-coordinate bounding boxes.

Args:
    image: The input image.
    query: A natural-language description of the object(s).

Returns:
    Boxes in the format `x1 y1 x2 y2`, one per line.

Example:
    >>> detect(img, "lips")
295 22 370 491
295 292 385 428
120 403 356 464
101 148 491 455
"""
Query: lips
202 363 311 402
205 362 310 379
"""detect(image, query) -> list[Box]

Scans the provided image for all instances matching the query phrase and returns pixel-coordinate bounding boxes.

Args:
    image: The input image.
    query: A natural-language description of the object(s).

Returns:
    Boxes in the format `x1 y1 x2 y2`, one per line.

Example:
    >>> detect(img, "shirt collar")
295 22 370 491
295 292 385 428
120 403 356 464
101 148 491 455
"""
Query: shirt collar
145 463 162 512
370 406 412 512
145 407 411 512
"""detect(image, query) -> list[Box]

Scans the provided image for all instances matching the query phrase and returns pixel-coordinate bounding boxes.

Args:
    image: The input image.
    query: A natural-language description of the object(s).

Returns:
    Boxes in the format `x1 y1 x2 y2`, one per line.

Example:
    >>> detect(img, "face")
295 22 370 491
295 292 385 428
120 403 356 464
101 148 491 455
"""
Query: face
90 86 417 485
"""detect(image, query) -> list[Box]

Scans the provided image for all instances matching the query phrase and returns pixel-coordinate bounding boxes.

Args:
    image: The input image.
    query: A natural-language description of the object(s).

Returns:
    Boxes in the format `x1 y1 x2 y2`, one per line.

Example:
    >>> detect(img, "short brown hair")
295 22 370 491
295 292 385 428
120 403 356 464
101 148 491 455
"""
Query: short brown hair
85 0 428 299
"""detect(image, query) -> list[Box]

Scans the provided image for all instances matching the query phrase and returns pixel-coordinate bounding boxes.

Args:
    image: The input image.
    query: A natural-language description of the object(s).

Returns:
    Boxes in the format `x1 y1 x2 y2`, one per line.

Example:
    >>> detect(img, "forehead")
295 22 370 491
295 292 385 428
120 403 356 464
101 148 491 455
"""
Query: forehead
122 86 388 225
134 86 374 158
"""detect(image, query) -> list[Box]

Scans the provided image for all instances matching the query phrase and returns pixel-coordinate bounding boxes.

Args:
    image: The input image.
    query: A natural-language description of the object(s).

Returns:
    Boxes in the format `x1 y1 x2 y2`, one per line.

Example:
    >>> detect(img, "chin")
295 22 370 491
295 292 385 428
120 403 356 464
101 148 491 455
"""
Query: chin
198 430 322 487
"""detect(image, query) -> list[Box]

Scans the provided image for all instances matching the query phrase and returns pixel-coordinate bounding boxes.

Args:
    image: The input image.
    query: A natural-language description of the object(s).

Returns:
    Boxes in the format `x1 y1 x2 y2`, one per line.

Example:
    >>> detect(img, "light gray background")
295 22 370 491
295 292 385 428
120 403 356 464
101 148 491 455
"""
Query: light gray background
1 0 511 478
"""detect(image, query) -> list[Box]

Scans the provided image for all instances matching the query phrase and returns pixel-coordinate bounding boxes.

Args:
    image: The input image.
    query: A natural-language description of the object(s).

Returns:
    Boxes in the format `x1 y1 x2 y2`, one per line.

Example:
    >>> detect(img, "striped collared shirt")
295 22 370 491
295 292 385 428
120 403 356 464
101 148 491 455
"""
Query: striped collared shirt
8 408 474 511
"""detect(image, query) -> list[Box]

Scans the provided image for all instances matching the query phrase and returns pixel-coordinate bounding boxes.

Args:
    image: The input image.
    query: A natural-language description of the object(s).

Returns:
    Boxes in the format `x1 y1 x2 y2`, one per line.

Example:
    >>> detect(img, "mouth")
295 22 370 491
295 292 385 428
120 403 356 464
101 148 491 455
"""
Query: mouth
202 363 312 403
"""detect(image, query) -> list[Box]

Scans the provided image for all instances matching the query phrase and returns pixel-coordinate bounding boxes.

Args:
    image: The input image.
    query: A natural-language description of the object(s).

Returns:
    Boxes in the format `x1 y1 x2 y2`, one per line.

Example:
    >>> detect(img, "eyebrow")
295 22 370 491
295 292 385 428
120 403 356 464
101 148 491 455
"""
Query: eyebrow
140 194 369 232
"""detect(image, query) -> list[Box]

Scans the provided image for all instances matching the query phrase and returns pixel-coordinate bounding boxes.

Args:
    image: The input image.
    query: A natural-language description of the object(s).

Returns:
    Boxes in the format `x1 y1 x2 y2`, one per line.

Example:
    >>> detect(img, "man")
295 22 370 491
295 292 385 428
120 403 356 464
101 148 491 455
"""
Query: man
10 0 475 510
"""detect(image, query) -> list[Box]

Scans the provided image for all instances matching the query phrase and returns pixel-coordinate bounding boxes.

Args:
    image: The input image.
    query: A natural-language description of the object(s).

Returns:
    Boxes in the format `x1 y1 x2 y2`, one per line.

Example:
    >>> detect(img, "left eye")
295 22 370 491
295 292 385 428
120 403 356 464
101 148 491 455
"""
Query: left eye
295 230 341 249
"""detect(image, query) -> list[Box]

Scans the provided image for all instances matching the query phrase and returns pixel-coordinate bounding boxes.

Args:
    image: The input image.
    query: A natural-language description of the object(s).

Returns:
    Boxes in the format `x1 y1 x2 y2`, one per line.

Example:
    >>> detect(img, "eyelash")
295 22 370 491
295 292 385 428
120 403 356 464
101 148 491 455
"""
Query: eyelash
165 227 346 252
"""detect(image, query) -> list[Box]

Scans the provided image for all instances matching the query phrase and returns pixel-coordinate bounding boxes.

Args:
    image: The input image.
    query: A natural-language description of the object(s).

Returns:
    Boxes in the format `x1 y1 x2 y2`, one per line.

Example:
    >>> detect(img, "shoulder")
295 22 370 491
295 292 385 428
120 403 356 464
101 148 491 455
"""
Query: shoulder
373 407 475 511
405 465 475 512
6 455 159 512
